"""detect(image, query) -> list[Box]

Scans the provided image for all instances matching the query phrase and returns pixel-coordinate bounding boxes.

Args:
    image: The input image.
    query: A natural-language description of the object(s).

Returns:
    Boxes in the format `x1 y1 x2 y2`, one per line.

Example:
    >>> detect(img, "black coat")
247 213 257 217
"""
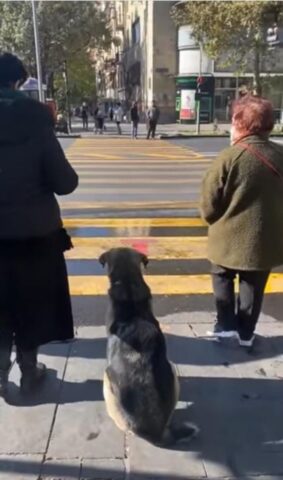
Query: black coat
0 91 78 348
130 106 139 122
0 91 78 239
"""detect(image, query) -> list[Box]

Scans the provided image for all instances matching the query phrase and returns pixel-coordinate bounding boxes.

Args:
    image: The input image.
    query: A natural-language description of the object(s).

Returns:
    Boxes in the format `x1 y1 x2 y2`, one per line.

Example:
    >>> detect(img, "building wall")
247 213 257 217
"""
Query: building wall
120 0 177 121
152 1 177 122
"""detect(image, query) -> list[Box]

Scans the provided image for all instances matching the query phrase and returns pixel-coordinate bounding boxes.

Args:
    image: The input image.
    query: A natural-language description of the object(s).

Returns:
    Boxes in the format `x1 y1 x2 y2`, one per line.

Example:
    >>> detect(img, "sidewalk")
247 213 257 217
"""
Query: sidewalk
69 120 231 138
1 312 283 480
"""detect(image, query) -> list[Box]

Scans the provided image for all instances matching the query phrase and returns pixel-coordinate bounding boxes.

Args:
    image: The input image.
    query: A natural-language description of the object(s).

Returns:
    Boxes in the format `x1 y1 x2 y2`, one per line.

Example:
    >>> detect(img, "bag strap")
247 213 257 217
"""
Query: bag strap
239 142 283 180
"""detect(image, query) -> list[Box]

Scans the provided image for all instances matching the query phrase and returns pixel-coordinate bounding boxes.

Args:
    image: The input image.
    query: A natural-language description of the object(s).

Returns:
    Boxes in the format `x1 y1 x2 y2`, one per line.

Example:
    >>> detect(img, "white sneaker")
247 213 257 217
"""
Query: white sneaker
237 334 255 348
206 323 238 338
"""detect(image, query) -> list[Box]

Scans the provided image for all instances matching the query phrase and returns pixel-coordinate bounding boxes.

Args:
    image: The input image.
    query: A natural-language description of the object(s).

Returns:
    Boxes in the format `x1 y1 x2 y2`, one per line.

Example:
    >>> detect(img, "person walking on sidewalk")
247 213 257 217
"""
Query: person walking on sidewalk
0 53 78 397
94 103 104 134
201 95 283 348
114 102 123 135
147 100 160 139
130 101 139 139
81 102 89 131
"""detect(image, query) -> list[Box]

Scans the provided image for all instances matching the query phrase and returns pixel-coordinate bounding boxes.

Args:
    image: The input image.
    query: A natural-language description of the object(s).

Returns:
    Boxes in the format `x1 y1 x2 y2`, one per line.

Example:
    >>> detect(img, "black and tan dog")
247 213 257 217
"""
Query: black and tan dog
99 247 198 446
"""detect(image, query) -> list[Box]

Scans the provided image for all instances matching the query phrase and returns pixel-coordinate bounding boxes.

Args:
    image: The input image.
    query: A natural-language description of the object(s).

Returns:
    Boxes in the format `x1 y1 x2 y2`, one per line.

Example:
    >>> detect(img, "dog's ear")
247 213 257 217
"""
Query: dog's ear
99 251 108 267
139 252 149 267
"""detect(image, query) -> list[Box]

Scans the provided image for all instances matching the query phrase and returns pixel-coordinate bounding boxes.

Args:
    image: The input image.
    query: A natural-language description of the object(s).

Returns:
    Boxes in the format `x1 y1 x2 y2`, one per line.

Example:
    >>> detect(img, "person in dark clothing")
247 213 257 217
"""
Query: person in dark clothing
147 100 160 139
81 102 88 130
130 101 139 139
94 104 104 134
0 53 78 398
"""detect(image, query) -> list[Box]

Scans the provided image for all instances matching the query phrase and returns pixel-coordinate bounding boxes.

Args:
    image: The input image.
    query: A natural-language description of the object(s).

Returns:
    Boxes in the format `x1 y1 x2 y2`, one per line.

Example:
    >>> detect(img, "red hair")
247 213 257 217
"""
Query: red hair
232 95 274 136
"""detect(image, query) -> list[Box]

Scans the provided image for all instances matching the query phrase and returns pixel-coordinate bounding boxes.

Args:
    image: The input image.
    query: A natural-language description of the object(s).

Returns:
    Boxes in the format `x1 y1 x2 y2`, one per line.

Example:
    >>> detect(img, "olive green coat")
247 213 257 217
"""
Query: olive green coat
201 135 283 270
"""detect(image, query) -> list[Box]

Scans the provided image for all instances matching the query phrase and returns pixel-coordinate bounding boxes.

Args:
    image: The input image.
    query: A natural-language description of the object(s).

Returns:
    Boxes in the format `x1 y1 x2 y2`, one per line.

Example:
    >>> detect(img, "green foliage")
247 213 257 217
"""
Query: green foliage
172 1 283 93
0 1 111 102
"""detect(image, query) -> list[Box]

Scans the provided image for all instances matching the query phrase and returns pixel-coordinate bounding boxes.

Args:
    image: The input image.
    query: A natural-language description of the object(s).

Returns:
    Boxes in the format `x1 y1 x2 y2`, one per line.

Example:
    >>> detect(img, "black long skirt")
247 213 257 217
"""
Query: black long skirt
0 230 74 351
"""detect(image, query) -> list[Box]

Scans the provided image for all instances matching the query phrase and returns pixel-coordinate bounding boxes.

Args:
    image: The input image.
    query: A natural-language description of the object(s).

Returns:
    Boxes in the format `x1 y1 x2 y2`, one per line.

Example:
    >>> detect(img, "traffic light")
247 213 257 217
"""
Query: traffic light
196 76 205 92
267 23 280 48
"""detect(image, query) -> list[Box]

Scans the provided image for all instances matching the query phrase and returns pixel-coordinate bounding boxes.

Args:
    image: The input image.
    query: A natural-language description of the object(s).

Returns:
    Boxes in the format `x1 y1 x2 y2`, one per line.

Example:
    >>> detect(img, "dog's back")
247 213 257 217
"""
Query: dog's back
105 317 177 442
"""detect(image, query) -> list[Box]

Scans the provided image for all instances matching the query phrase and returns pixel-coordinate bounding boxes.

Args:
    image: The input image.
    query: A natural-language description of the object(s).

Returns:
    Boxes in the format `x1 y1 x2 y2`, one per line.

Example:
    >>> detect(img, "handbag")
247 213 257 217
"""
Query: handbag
239 142 283 180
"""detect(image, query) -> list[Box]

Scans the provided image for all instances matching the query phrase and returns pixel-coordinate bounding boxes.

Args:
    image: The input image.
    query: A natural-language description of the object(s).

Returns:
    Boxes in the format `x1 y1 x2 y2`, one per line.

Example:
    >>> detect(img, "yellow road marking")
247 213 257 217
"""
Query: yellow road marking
65 236 206 259
68 153 123 160
134 153 198 159
71 163 210 170
77 186 198 193
63 218 205 227
79 178 200 184
68 153 202 162
71 139 177 146
60 200 199 210
68 274 283 295
68 159 209 164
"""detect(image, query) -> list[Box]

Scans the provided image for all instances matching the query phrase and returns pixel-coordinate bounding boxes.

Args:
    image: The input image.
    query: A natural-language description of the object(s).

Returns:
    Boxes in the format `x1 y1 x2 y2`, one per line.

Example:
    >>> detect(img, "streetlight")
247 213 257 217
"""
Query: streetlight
63 60 72 133
31 0 44 102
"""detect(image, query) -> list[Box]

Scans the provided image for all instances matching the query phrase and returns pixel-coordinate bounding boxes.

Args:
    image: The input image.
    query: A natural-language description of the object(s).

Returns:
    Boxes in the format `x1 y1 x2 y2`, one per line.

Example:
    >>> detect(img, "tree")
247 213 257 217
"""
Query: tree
172 1 283 95
0 1 111 103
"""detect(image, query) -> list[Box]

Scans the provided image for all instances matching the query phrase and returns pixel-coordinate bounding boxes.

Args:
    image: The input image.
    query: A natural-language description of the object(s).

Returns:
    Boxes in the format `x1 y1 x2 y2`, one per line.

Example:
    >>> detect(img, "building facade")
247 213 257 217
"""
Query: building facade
97 0 177 122
96 1 283 123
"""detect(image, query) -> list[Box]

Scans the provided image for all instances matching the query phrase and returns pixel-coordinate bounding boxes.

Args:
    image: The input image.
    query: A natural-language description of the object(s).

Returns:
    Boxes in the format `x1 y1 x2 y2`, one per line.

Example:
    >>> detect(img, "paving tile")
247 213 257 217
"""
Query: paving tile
0 343 69 454
48 328 124 459
80 459 125 479
41 458 80 479
159 311 215 324
0 454 42 480
234 450 283 476
128 434 205 479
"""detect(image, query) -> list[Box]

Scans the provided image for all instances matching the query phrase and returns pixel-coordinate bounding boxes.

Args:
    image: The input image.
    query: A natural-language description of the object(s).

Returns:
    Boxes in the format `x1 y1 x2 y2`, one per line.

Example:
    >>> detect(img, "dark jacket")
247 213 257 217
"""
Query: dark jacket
147 106 160 123
130 105 139 122
201 135 283 271
0 90 78 239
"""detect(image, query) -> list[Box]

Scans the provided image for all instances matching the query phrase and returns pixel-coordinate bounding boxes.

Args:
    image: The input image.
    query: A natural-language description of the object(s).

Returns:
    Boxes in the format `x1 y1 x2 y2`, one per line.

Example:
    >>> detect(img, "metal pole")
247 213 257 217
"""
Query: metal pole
235 74 239 100
31 0 44 102
63 60 72 133
196 43 202 135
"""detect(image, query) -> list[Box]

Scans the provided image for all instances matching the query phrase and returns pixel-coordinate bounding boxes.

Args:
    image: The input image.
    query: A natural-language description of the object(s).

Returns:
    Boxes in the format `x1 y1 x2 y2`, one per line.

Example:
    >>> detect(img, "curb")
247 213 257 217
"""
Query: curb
56 134 81 139
159 133 229 139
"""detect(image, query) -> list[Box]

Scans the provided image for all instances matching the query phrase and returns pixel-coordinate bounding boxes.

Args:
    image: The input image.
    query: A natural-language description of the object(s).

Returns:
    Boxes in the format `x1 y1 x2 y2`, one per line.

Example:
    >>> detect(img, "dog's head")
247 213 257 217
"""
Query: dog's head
99 247 151 303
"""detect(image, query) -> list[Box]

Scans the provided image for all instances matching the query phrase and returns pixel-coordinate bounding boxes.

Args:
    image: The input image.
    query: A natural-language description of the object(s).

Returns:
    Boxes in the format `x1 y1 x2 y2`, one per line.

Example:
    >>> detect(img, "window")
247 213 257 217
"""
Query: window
117 3 123 25
178 25 197 49
179 50 213 75
132 18 140 44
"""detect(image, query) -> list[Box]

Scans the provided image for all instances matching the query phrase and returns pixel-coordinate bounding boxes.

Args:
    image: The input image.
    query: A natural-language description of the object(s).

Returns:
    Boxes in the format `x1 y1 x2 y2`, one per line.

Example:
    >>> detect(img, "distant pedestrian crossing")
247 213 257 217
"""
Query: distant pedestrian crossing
59 138 283 320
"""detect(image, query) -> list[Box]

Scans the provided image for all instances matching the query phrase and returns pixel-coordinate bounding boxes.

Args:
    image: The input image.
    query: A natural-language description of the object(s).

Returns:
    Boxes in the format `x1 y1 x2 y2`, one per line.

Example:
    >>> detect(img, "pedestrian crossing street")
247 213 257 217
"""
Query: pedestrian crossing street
60 138 283 301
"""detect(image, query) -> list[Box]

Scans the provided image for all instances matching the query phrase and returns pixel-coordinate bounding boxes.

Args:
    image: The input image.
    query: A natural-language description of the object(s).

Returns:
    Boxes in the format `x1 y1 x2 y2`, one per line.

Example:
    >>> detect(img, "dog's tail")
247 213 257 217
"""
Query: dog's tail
162 422 199 446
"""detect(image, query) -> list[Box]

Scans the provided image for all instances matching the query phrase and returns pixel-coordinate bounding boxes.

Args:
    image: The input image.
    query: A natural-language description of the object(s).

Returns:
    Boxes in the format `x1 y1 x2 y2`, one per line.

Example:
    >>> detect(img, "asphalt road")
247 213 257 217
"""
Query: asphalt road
59 136 283 326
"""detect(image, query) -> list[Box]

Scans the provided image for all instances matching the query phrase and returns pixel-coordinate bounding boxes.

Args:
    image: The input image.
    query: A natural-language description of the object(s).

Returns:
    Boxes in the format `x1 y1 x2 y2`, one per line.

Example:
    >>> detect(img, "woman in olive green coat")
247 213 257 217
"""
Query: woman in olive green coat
201 95 283 347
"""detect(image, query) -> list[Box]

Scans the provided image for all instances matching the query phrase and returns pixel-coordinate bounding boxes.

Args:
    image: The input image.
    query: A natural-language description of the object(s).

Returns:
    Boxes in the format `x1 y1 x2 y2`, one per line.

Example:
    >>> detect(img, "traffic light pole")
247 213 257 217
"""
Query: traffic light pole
196 43 202 135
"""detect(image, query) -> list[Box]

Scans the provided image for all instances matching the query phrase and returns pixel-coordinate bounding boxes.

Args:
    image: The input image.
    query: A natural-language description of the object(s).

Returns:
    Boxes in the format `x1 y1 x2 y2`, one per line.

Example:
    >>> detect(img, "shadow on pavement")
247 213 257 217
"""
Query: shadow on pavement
0 457 201 480
2 375 283 477
6 368 103 407
42 334 283 367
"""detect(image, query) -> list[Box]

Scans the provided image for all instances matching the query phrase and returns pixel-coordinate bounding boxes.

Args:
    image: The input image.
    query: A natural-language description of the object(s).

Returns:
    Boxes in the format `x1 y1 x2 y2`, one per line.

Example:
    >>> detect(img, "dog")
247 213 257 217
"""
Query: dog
99 247 198 446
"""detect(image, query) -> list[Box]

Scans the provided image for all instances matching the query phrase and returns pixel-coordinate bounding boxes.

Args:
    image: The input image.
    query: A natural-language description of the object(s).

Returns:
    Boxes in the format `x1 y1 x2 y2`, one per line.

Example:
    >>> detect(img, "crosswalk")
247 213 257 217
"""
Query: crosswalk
60 138 283 308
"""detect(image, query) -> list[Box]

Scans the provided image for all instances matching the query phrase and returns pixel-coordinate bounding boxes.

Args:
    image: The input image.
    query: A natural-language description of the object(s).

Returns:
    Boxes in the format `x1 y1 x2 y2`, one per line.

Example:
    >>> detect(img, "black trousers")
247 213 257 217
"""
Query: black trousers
0 316 37 371
147 120 157 139
211 265 269 340
82 116 88 130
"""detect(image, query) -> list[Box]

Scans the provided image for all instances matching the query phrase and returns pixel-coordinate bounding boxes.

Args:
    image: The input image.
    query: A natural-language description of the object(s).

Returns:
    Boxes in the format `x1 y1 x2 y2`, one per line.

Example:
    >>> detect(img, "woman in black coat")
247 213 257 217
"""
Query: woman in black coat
0 53 78 397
